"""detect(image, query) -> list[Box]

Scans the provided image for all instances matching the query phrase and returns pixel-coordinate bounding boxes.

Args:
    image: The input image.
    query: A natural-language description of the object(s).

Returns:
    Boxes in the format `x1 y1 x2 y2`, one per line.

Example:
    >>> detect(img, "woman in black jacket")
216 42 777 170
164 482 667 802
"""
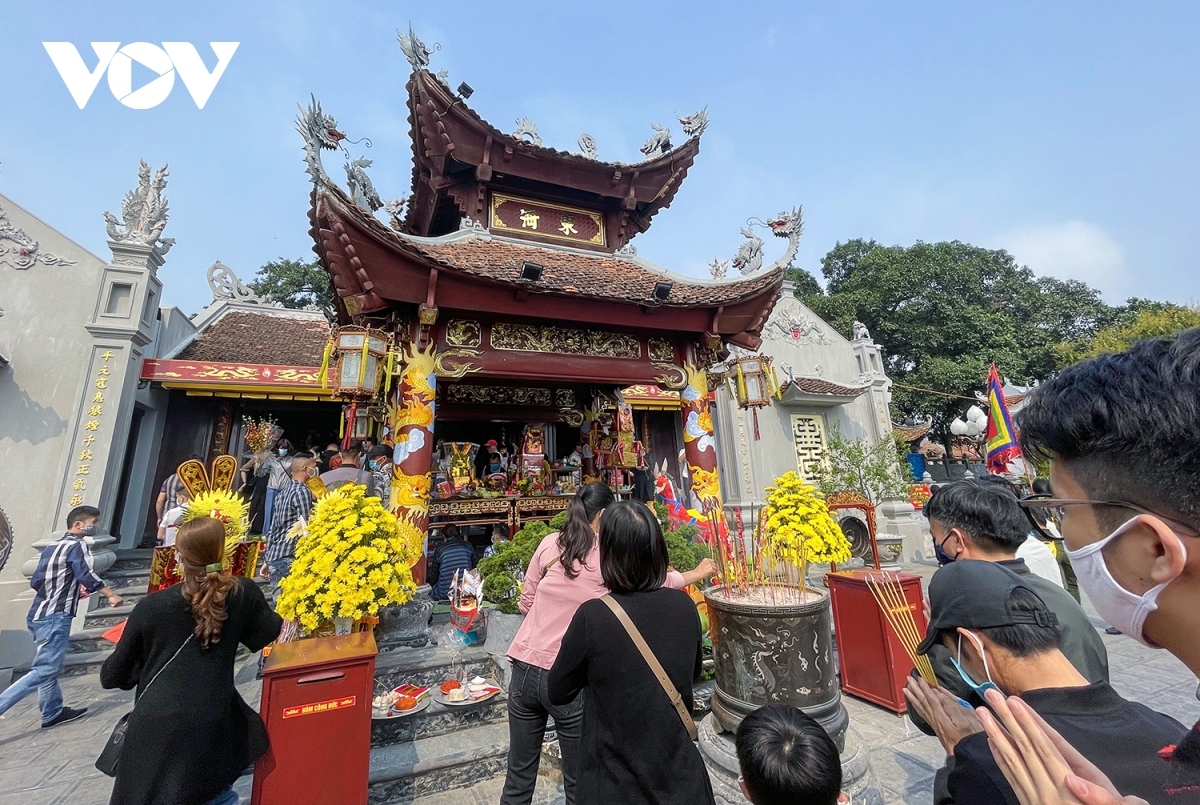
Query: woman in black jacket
548 501 714 805
101 516 283 805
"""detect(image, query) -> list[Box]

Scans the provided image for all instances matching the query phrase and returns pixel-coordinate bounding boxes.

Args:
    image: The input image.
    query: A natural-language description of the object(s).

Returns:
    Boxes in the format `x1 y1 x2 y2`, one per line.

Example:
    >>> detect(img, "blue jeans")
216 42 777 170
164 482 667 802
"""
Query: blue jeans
263 487 278 536
267 557 294 605
205 787 238 805
0 612 73 724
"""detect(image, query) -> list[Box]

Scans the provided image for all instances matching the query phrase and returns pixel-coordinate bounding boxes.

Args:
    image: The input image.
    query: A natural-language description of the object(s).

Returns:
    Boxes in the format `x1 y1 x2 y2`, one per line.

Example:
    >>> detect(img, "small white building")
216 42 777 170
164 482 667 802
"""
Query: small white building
712 284 929 561
0 167 190 634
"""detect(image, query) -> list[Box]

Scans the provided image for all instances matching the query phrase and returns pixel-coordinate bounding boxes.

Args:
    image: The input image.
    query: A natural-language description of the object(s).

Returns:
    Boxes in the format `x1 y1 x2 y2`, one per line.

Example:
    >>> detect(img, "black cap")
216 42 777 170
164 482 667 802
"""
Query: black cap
366 444 392 460
917 560 1058 654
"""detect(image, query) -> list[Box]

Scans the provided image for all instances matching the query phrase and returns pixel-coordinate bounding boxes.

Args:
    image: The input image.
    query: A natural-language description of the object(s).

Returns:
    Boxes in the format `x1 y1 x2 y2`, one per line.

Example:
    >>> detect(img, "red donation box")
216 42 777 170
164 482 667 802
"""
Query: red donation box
253 632 378 805
827 570 927 714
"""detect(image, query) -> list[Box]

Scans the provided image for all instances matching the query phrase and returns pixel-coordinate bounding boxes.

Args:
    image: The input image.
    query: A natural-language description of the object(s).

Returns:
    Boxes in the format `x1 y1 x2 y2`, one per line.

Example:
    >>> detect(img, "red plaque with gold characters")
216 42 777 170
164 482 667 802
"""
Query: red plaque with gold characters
490 193 605 247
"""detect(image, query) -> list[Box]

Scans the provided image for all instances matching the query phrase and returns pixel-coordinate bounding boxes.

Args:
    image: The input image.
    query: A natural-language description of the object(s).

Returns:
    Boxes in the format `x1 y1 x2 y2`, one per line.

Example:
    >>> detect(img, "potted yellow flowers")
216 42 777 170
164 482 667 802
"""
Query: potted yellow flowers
276 484 422 635
704 472 852 745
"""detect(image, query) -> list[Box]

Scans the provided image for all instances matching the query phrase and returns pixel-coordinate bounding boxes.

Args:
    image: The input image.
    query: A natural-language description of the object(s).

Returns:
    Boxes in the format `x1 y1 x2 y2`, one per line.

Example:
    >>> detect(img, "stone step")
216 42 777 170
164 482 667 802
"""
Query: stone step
373 644 496 691
85 602 136 629
368 720 510 803
372 691 508 747
409 774 563 804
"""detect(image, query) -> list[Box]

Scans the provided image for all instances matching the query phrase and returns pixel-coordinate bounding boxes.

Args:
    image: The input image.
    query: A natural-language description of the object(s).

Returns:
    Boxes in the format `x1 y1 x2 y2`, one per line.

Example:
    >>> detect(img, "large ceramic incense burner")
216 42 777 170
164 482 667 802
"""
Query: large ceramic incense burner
703 584 849 747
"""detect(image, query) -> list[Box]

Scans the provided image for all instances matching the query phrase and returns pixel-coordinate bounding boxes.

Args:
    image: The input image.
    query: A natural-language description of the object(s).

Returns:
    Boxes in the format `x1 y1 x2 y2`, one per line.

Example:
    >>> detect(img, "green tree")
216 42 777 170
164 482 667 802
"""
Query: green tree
803 240 1114 433
249 258 334 309
1059 302 1200 363
812 426 912 504
784 266 822 299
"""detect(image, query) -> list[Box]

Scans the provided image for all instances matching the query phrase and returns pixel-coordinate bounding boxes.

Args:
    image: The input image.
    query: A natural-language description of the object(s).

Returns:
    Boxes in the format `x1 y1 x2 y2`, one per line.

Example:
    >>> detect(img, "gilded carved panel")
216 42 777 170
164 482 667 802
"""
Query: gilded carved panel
446 320 481 348
490 322 641 359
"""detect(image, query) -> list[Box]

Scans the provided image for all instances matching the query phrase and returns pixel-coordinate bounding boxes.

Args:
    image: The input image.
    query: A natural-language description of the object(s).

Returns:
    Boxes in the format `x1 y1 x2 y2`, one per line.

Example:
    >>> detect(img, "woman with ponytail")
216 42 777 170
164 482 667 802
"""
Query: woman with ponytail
101 517 283 805
501 482 711 804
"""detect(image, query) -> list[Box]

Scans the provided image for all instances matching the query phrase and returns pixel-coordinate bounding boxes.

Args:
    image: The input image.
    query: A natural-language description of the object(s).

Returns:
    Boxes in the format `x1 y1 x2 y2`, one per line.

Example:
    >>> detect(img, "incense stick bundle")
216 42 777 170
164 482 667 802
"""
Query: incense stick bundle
866 573 937 685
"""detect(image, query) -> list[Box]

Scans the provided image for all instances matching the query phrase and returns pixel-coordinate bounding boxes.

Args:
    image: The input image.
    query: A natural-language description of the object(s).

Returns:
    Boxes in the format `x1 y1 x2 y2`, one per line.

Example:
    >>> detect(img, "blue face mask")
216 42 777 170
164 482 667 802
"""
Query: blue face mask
950 631 1000 698
277 448 288 456
368 460 379 471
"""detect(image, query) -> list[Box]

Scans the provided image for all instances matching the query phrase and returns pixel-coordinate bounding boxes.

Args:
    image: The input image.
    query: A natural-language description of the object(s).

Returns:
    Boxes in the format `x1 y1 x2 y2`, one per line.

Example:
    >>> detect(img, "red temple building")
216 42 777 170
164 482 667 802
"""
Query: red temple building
295 40 798 564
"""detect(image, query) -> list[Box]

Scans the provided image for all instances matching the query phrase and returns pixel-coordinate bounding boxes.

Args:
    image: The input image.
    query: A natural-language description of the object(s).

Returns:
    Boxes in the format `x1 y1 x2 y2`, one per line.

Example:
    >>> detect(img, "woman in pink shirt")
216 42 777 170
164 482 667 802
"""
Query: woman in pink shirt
501 483 716 805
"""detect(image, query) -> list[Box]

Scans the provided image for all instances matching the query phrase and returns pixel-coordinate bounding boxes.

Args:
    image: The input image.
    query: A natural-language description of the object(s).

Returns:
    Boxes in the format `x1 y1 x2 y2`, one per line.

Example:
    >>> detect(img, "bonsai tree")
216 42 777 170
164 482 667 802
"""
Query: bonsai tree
478 511 569 613
812 425 912 506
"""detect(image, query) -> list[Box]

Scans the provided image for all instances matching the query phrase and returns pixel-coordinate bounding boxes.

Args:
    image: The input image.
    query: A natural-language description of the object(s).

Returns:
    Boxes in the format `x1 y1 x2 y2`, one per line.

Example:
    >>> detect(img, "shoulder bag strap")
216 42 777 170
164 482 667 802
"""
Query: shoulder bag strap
539 554 562 581
599 594 698 742
136 634 191 703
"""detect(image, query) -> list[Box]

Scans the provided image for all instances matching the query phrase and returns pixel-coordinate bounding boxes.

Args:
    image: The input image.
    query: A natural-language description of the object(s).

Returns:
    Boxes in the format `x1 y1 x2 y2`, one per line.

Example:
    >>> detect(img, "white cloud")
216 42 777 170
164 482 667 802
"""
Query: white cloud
997 221 1128 298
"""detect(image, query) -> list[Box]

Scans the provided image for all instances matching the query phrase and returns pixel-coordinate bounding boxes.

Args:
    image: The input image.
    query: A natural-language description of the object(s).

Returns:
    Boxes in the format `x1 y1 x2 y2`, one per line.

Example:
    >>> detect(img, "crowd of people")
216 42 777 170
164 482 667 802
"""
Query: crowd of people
1 328 1198 805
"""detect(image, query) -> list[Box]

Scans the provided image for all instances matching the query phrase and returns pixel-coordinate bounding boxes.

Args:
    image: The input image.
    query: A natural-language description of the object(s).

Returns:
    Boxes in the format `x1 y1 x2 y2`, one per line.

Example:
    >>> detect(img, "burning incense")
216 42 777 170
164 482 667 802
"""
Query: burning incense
865 572 937 685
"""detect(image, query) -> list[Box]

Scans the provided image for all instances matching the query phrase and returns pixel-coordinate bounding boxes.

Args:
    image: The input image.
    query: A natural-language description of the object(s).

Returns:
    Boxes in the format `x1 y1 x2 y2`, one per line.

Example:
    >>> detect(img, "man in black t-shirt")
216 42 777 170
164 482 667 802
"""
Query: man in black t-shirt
906 560 1190 805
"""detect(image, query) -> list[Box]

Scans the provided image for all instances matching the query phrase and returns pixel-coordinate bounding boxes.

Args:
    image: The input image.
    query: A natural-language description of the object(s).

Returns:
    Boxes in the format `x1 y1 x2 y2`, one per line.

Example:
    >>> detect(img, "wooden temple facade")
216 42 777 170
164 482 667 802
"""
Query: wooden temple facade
297 47 791 580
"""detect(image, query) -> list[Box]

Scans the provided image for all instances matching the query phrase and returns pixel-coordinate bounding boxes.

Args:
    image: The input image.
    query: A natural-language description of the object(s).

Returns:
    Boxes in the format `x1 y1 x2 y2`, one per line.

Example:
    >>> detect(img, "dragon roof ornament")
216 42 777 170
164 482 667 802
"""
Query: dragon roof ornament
640 124 672 158
296 95 346 184
728 207 804 277
678 108 709 139
344 157 383 212
103 159 173 256
0 201 77 270
397 25 436 71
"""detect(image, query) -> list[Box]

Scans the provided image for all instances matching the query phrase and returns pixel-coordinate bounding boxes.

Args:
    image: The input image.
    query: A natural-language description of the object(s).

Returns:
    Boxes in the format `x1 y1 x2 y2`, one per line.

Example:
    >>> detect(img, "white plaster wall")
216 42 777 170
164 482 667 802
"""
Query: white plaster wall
0 195 107 630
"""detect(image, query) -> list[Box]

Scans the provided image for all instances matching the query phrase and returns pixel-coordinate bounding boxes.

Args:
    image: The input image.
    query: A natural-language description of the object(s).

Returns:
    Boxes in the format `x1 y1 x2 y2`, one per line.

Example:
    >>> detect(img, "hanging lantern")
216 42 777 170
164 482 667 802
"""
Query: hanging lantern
328 326 390 401
729 354 781 441
733 356 772 408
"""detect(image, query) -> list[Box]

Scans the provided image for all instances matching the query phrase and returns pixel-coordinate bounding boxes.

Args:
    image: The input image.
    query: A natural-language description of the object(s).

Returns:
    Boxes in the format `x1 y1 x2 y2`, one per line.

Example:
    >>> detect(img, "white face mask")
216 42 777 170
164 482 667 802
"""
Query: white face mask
1066 516 1187 648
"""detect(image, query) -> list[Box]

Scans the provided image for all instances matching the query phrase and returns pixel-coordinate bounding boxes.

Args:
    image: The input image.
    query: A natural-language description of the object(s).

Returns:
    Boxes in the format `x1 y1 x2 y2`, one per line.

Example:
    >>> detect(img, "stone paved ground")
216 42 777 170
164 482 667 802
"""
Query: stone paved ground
1 563 1196 805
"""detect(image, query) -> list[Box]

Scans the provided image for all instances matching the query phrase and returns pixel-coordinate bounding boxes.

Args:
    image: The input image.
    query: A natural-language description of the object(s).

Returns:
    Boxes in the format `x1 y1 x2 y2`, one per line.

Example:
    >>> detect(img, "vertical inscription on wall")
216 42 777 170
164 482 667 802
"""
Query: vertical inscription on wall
790 413 828 483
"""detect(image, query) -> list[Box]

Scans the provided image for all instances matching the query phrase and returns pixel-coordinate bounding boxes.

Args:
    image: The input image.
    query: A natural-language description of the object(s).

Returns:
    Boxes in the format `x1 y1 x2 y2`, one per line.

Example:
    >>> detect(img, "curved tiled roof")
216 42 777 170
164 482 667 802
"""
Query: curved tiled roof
318 184 783 310
782 377 870 397
176 311 329 366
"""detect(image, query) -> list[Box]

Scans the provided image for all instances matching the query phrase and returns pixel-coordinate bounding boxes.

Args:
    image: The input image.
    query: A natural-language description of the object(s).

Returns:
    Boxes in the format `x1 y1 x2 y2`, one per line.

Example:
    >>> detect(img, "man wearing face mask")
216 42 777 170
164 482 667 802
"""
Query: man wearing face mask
365 444 393 501
906 560 1188 805
0 506 123 727
973 328 1200 805
916 479 1108 732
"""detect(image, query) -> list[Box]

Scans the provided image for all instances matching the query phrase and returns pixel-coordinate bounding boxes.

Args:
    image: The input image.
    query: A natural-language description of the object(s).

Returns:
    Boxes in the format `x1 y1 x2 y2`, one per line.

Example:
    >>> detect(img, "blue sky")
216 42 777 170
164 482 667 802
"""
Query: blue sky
3 1 1199 314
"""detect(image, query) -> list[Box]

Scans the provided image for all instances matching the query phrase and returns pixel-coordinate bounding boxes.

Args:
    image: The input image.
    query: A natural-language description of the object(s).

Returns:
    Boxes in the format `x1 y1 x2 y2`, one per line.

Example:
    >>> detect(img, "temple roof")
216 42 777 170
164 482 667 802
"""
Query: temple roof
176 309 329 366
312 183 783 349
783 377 870 397
404 69 702 246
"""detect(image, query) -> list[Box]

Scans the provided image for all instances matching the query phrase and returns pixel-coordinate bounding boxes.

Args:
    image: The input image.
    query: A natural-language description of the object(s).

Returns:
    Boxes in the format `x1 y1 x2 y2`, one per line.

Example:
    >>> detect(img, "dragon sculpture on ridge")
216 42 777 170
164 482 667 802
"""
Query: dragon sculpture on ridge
103 159 173 255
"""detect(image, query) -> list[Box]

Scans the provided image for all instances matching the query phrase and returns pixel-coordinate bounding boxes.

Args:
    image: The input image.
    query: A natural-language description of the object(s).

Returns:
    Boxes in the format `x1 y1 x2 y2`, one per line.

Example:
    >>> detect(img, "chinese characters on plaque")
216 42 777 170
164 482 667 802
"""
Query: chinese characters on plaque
69 350 116 506
490 193 605 246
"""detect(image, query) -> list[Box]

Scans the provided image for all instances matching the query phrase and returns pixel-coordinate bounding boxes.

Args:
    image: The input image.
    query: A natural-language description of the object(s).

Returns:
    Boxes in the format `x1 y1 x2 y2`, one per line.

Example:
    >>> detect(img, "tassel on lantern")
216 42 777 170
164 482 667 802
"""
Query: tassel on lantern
356 337 370 387
736 362 747 403
383 350 397 398
319 340 333 390
752 408 761 440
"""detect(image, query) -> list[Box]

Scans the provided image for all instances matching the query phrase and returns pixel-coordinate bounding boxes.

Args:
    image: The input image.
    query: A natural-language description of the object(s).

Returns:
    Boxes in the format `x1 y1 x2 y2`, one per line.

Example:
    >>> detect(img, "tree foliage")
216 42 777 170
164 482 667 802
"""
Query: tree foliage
800 239 1116 433
1058 302 1200 363
249 258 334 309
812 426 912 504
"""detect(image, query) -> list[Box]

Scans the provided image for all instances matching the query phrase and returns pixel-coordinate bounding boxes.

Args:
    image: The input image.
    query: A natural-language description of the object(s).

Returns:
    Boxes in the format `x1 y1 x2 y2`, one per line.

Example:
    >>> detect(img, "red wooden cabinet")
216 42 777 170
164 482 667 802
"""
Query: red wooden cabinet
827 570 927 714
253 632 378 805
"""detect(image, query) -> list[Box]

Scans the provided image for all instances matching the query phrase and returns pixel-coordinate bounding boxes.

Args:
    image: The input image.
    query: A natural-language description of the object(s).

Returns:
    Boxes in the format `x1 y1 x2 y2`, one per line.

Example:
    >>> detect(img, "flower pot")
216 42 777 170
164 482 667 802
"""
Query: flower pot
703 585 849 747
374 584 435 650
332 616 354 635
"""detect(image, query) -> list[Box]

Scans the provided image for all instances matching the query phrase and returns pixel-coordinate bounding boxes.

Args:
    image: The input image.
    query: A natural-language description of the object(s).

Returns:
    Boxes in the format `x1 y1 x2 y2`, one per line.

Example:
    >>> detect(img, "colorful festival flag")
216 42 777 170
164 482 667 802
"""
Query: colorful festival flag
985 364 1021 474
